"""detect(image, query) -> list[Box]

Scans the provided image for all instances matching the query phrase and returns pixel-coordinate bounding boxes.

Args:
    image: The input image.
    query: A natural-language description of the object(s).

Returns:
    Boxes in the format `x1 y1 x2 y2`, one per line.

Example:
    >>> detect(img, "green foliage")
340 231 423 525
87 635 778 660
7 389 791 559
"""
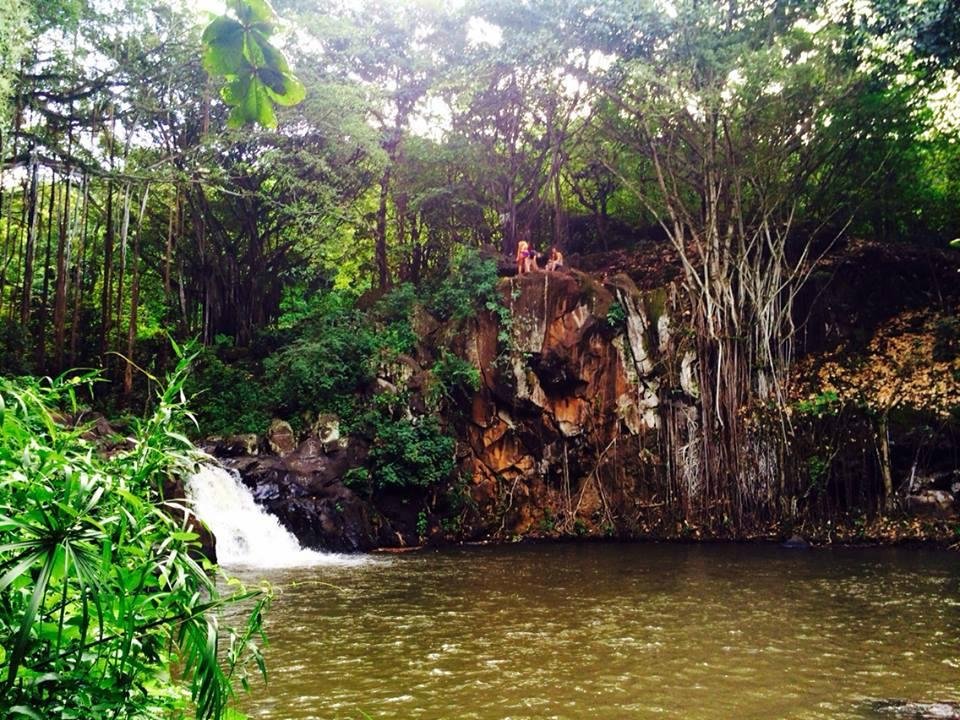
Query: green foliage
428 247 502 324
538 508 557 533
806 454 830 489
424 247 512 355
202 0 306 128
372 283 417 324
605 301 627 330
263 292 378 425
0 354 267 719
794 390 842 419
189 277 486 437
0 318 32 376
342 466 370 491
437 478 470 536
371 284 418 358
0 0 30 122
428 350 481 408
364 405 455 491
187 349 272 436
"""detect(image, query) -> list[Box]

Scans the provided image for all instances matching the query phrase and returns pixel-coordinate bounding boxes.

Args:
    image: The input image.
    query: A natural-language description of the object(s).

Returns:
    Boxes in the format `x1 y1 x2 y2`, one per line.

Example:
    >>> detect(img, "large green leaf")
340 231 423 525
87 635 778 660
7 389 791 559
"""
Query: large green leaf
225 75 278 128
258 67 306 106
202 0 304 128
201 17 247 76
222 73 251 107
228 0 276 26
242 29 267 67
257 34 291 75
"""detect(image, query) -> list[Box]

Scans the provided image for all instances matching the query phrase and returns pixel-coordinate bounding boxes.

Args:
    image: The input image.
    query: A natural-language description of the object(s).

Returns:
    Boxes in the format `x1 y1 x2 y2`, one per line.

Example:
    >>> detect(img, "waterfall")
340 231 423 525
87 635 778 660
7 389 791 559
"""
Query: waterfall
187 464 368 569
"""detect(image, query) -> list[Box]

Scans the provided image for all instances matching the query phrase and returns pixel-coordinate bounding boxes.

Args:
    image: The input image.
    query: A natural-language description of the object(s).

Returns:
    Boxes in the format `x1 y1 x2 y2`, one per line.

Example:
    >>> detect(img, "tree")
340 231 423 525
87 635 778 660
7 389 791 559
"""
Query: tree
583 0 872 523
450 0 598 254
288 0 458 288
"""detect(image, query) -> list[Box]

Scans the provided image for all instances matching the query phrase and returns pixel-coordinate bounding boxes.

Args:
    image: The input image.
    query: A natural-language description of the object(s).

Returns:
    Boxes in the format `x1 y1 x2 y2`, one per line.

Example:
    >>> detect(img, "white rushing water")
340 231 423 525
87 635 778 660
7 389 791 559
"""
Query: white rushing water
187 464 370 569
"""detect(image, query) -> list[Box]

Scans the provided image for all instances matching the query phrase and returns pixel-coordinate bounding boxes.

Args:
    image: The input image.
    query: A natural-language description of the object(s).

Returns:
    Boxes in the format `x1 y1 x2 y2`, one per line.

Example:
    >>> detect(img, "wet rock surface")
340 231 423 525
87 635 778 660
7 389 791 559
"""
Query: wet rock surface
872 701 960 719
781 534 810 549
448 269 693 538
162 475 218 562
216 432 376 553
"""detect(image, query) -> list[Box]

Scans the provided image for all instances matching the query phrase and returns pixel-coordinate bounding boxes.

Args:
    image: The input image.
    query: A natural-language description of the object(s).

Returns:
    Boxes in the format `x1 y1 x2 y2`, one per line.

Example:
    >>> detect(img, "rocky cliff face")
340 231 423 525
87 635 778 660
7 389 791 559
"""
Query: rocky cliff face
451 269 696 538
212 241 960 550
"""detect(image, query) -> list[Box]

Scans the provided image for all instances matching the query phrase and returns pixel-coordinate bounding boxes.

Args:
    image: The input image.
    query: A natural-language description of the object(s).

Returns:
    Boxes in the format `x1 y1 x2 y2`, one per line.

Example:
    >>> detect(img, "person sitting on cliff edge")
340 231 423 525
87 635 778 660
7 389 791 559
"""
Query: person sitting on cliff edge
545 246 565 272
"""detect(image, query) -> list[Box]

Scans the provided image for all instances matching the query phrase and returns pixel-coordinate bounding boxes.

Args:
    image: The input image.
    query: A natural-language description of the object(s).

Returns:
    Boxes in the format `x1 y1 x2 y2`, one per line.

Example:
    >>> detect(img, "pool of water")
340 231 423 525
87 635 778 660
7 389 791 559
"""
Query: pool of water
225 543 960 720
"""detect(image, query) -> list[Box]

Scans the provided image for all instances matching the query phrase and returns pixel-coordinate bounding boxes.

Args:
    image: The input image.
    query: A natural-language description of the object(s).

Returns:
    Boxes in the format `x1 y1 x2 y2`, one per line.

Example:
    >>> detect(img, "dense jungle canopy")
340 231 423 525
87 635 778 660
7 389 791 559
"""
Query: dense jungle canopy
0 0 956 384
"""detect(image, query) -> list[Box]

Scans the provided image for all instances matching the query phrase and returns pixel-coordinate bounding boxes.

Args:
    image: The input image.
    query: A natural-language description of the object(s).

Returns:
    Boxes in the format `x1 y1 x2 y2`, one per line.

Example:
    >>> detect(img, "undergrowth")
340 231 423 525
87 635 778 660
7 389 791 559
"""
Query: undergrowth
0 348 268 719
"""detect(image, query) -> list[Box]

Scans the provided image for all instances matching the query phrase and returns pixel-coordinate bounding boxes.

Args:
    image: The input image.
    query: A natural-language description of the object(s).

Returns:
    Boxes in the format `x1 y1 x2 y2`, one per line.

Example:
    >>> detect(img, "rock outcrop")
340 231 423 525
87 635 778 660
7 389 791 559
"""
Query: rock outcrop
873 700 960 719
447 269 695 538
213 241 959 549
216 435 376 552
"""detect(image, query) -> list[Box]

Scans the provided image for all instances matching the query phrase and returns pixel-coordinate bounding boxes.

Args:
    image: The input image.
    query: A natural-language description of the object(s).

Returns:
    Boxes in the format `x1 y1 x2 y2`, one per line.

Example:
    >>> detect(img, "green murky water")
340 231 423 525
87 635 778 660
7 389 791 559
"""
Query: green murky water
227 543 960 720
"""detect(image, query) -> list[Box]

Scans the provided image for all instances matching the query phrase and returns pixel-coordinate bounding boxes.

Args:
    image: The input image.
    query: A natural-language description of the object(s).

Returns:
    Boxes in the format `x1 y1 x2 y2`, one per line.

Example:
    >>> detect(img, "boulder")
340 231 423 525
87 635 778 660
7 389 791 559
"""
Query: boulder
311 413 345 453
207 433 260 457
781 534 810 549
263 491 372 553
266 419 297 456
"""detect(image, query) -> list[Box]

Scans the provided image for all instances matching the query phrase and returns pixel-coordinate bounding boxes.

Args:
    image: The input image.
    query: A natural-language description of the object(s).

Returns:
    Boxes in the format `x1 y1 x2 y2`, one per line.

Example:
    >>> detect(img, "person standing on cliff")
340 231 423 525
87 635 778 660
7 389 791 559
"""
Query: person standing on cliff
516 236 540 274
516 238 530 275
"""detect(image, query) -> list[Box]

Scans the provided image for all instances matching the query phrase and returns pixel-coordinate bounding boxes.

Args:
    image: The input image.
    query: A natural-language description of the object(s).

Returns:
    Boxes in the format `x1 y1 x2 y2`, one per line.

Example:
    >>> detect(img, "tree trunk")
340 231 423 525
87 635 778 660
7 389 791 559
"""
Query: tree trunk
409 214 422 286
99 111 118 360
53 164 72 372
20 152 39 329
9 180 27 322
504 184 517 256
123 185 149 397
98 179 114 357
877 413 895 512
552 170 565 248
114 182 132 348
69 175 90 365
164 193 175 301
35 176 58 370
376 167 391 289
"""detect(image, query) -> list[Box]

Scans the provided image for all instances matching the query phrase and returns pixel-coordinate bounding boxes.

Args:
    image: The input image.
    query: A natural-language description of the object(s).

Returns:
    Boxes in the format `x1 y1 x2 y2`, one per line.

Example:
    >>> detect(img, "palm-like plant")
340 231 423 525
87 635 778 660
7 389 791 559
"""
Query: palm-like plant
0 349 268 719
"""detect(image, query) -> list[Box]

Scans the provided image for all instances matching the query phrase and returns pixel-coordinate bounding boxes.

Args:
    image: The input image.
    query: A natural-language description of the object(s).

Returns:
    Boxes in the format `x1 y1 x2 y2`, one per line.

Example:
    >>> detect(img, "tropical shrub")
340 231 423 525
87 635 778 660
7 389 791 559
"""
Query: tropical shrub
0 352 268 719
427 246 501 323
363 397 455 490
187 348 272 436
371 283 419 358
428 350 482 408
262 293 379 425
